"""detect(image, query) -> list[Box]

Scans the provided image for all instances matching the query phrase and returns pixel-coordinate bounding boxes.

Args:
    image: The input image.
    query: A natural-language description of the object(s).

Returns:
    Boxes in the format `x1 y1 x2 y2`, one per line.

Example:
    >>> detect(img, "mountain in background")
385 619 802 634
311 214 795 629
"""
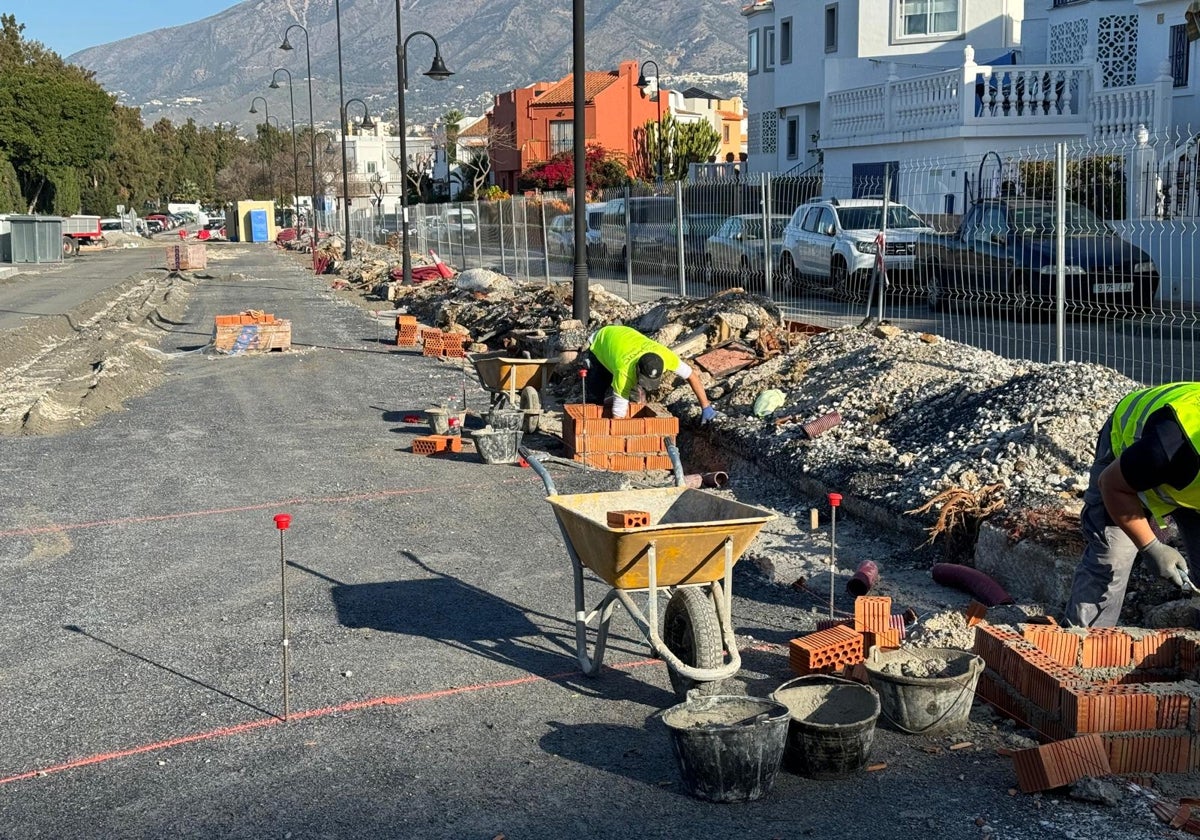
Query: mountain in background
68 0 748 133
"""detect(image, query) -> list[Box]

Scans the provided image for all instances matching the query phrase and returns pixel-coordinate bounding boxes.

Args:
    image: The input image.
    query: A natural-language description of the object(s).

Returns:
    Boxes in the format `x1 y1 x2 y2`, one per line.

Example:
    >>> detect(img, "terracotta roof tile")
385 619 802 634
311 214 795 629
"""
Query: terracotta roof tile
533 71 618 106
458 120 489 138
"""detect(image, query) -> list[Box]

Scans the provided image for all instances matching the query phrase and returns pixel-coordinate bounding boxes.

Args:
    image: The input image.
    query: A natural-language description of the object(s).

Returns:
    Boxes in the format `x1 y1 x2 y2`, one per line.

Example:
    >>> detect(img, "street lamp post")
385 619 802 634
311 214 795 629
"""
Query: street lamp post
637 60 664 185
249 97 274 200
270 68 301 236
393 6 454 284
340 98 375 253
279 24 318 235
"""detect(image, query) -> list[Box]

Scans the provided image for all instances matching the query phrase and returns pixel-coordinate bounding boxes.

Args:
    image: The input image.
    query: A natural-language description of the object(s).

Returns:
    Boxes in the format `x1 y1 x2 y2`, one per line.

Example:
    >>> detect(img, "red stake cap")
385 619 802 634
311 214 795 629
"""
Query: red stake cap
274 513 292 530
828 493 843 508
579 369 587 378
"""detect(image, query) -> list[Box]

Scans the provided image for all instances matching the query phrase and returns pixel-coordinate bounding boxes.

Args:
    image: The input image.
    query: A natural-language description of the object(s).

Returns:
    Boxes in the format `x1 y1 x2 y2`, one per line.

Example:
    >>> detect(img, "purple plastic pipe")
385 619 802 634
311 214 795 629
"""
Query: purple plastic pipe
846 560 879 596
931 563 1015 606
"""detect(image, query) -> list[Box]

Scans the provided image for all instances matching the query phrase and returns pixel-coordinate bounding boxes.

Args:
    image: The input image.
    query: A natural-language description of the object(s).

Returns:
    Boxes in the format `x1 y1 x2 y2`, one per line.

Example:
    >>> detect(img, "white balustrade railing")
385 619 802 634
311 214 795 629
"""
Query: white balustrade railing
970 65 1087 122
892 69 961 131
827 85 885 137
1092 84 1159 140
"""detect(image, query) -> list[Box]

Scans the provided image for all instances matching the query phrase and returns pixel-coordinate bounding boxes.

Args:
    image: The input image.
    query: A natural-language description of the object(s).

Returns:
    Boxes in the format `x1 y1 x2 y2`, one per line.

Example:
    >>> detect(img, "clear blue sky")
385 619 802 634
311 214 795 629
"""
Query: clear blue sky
8 2 243 57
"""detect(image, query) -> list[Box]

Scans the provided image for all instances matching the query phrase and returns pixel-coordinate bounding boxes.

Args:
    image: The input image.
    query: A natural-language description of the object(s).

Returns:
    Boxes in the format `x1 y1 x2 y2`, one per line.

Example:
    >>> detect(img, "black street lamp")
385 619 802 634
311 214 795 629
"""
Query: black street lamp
279 24 318 234
249 96 275 200
393 6 454 284
340 97 375 254
636 60 664 185
270 68 301 236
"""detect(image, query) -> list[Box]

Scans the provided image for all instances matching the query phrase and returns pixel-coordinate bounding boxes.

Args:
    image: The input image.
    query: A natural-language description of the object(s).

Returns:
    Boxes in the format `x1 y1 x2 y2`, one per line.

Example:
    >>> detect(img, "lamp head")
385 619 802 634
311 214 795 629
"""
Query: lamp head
360 114 376 131
269 80 280 89
425 54 454 81
249 103 259 114
636 73 649 89
279 37 293 51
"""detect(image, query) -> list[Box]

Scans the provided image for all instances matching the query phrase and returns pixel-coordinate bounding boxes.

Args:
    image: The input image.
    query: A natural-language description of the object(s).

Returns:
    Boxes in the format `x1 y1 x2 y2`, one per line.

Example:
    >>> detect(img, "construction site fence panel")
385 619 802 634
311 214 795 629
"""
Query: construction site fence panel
399 127 1200 386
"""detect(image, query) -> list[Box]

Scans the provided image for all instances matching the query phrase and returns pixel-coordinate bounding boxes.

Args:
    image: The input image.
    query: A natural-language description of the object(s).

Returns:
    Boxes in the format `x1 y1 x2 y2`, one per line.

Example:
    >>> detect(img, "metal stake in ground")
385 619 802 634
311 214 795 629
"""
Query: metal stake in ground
274 512 293 721
828 493 842 618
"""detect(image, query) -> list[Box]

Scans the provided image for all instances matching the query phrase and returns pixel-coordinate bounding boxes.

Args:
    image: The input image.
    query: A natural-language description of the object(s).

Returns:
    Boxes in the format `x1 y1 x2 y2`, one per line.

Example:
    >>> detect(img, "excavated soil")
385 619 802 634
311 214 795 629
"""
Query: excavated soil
0 271 196 435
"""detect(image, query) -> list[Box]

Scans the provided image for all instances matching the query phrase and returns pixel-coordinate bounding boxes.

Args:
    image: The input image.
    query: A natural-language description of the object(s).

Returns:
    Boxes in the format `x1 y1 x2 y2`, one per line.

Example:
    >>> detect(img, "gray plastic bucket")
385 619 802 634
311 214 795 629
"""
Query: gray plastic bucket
770 675 880 779
472 428 522 464
863 647 984 735
661 694 790 803
425 408 464 435
487 408 523 431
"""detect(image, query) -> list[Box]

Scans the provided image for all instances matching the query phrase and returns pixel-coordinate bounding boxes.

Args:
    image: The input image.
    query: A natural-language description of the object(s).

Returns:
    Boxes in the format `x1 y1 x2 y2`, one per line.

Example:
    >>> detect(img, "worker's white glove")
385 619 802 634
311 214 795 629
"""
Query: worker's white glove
1141 538 1192 588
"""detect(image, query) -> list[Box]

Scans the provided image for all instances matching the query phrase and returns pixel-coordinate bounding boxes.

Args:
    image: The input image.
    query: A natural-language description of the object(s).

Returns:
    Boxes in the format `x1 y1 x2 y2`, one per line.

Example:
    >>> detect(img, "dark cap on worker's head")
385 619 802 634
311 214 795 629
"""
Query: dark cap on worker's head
636 352 664 392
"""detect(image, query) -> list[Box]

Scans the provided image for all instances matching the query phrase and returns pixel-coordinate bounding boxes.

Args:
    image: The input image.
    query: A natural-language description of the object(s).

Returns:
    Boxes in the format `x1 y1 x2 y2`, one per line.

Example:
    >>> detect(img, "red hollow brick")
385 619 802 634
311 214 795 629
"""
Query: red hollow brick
853 596 892 633
606 510 651 529
789 625 865 676
1012 733 1110 793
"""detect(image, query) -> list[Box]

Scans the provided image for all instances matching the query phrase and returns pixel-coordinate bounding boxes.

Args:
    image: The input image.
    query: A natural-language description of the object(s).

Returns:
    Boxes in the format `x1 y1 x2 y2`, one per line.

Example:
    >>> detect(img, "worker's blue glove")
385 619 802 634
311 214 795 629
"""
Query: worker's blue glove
700 405 718 424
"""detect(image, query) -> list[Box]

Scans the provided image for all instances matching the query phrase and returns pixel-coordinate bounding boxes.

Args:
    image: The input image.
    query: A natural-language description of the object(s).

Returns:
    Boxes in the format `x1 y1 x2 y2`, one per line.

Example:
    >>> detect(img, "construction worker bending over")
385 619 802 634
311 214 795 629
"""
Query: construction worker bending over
1065 383 1200 627
581 325 716 422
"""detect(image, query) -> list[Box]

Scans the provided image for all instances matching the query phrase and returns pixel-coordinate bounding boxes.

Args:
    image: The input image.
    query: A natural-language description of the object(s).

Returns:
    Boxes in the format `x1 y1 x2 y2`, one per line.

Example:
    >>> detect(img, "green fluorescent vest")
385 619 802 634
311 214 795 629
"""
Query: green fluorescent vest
1111 383 1200 524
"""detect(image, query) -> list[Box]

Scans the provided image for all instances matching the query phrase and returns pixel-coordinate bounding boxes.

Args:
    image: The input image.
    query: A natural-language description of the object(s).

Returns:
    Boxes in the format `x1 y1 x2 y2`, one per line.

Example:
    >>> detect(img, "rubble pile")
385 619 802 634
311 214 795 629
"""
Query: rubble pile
678 326 1137 536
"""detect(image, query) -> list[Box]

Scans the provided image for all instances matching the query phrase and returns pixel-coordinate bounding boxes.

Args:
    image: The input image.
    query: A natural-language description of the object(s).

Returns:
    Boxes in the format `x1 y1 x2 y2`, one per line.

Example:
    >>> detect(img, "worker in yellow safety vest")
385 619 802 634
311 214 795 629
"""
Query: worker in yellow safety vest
580 325 716 422
1065 383 1200 627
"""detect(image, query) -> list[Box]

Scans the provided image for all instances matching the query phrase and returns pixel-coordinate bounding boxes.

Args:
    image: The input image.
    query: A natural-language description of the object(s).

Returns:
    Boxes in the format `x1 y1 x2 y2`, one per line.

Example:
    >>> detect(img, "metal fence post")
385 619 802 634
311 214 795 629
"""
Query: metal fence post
877 166 890 324
1055 142 1066 362
540 197 550 285
675 179 687 297
521 197 532 283
624 184 633 302
762 172 774 300
475 198 484 268
498 199 507 277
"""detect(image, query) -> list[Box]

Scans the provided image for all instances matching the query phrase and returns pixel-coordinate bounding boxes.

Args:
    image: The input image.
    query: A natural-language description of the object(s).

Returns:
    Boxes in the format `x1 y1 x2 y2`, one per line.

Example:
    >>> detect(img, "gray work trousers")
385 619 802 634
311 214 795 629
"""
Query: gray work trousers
1064 418 1200 627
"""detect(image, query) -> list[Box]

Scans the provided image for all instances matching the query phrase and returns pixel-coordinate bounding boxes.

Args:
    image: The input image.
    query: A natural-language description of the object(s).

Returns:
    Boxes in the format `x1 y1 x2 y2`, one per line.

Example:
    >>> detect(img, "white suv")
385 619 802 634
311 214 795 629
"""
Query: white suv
779 197 931 299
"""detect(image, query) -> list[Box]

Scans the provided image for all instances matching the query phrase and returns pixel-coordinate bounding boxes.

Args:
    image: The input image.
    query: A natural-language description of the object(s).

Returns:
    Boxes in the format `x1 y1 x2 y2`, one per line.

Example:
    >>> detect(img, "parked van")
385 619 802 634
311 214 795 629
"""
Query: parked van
597 196 675 270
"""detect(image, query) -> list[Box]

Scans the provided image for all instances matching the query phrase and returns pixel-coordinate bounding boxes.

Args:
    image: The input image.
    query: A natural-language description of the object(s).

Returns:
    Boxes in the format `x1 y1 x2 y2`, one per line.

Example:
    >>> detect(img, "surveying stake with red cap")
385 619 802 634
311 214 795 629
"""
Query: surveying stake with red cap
828 493 843 618
274 513 292 721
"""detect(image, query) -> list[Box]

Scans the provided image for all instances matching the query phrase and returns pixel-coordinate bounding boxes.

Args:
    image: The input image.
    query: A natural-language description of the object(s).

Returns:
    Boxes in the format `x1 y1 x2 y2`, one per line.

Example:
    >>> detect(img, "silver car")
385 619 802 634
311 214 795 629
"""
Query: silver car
702 214 788 287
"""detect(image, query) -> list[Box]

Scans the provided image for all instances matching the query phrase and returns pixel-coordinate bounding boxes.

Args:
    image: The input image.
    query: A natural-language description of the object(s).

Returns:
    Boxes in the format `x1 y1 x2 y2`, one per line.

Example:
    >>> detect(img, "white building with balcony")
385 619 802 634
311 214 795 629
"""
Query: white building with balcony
744 0 1191 215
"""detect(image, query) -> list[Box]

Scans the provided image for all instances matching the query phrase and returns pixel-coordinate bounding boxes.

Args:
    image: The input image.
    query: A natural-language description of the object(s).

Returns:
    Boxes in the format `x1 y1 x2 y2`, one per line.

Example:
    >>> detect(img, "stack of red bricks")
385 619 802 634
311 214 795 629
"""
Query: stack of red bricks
562 403 680 471
396 314 418 347
974 622 1200 779
788 595 902 676
410 435 462 456
416 326 468 359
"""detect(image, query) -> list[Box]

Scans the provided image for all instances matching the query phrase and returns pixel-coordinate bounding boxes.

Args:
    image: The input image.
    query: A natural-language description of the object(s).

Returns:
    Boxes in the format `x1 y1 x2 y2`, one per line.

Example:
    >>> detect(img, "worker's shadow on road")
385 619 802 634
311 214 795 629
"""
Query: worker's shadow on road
539 719 680 790
290 551 675 706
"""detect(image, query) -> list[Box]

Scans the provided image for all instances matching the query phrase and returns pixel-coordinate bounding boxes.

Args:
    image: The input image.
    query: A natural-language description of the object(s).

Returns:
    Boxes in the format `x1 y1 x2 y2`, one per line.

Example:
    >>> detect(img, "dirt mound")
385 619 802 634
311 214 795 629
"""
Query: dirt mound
0 271 196 435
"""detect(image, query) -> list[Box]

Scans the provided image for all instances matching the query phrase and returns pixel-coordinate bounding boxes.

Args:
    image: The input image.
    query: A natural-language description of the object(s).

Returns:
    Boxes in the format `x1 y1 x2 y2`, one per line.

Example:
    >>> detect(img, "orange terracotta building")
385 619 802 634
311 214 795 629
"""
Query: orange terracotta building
489 60 669 193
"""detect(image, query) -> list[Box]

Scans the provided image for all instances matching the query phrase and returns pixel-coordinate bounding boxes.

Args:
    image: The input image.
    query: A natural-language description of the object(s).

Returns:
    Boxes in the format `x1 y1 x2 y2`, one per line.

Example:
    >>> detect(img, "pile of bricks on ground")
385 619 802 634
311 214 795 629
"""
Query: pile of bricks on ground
212 310 292 353
394 314 467 358
561 403 680 471
974 622 1200 781
788 595 901 676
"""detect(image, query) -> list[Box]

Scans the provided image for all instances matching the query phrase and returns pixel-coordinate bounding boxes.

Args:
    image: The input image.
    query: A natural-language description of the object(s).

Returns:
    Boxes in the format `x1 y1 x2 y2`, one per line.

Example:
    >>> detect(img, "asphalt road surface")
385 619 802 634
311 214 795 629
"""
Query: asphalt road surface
0 244 1170 839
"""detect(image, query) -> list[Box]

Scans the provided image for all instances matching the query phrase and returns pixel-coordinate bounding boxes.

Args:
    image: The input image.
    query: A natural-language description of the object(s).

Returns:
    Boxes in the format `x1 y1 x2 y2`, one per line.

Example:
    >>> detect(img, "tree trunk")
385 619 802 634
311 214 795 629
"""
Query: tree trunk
26 176 45 214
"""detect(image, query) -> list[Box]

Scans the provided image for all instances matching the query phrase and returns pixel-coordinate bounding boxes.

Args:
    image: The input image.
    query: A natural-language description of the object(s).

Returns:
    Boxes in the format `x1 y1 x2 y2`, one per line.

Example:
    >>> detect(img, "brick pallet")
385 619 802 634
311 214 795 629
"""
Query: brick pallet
212 311 291 354
166 243 207 271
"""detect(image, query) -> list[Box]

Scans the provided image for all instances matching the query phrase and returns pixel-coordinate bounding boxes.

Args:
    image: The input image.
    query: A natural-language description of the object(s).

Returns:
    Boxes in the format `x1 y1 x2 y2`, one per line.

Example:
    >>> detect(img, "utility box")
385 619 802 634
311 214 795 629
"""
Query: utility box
9 215 64 263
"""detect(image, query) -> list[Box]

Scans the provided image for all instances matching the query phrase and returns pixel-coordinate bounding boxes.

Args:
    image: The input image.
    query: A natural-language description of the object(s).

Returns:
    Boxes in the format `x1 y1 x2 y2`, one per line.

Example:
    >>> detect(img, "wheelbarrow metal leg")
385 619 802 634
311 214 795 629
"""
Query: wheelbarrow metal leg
646 540 658 654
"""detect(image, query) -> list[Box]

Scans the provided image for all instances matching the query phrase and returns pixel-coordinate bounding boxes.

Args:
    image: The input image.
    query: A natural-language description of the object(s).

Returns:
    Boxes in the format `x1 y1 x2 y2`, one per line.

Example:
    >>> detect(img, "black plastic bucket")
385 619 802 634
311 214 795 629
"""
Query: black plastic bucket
660 694 790 803
770 675 881 779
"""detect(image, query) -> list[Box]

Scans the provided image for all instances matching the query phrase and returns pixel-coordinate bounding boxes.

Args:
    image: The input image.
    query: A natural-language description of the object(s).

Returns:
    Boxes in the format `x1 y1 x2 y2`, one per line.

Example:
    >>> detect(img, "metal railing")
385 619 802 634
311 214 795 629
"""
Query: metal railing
387 128 1200 387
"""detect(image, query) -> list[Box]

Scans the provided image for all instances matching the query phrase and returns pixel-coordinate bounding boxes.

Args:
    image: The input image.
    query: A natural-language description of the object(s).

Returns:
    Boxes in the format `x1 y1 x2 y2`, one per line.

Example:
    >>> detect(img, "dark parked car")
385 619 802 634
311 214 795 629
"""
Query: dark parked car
917 199 1160 314
641 212 727 272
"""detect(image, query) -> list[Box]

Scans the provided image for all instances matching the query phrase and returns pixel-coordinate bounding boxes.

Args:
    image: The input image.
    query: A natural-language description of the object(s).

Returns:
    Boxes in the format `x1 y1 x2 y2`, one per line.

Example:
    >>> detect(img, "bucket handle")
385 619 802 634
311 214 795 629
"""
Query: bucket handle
873 654 983 736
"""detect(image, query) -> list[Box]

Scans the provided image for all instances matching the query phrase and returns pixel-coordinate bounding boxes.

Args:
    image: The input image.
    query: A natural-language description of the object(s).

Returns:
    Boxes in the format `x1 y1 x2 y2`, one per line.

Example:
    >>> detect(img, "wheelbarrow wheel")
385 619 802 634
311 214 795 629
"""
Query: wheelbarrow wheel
663 587 725 699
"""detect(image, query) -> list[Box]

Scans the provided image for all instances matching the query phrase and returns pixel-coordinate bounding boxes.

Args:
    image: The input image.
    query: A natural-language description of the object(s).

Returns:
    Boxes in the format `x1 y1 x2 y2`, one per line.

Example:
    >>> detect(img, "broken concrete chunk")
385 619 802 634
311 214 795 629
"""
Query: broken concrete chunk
873 324 902 340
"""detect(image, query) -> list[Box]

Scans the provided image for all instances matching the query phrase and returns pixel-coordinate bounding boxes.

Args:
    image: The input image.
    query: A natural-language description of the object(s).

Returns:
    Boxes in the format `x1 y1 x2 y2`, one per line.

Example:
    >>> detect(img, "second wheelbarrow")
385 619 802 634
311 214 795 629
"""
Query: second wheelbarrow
524 441 775 697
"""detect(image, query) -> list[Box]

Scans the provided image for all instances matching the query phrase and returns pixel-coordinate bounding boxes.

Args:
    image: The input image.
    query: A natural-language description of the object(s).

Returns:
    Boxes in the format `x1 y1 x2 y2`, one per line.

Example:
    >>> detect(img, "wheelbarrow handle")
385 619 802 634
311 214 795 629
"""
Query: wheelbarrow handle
519 446 557 496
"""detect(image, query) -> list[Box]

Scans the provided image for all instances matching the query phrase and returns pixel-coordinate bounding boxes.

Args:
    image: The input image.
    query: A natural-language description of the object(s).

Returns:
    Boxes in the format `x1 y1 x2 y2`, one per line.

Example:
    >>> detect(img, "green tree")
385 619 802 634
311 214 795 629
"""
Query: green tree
443 109 464 163
0 154 21 212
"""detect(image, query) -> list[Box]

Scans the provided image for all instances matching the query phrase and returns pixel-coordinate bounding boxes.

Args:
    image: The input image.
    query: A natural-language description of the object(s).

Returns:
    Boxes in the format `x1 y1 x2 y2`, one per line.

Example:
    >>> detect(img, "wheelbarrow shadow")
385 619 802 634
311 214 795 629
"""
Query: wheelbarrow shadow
291 551 675 706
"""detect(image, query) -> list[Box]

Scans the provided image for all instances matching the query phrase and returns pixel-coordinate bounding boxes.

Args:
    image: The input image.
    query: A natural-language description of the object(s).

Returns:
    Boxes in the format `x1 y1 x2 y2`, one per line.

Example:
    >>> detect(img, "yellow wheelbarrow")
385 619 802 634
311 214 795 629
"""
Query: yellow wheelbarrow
523 440 775 697
469 350 555 410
